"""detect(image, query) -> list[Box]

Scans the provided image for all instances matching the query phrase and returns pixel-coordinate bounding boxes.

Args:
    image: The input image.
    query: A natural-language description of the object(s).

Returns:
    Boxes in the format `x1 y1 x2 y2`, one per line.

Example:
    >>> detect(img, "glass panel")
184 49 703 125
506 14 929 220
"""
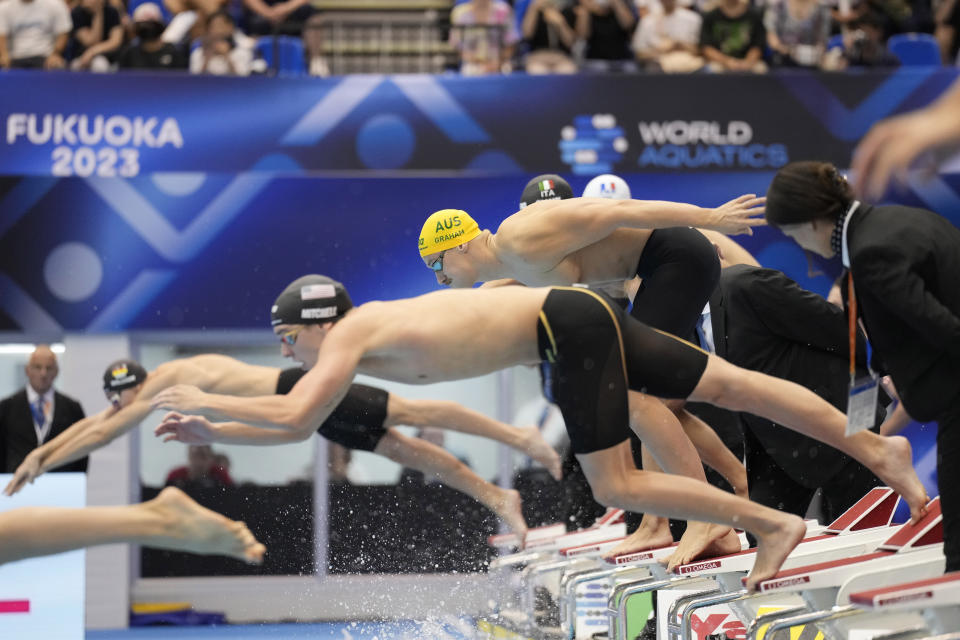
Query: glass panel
326 372 518 575
138 341 316 577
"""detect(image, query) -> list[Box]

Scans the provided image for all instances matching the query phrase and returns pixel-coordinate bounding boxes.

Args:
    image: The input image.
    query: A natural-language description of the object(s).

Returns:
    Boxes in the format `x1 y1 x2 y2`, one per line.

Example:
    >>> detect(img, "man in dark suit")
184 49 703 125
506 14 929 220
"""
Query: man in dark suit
0 345 87 474
700 264 882 522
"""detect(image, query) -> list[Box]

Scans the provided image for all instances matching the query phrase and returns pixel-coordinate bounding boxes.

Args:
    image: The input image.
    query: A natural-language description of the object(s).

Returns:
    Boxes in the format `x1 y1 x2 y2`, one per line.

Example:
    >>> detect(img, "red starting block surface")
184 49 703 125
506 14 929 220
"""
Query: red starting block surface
601 489 897 570
850 571 960 610
595 509 625 527
560 537 627 558
825 488 898 534
488 523 565 548
603 542 681 566
488 508 625 548
670 488 898 576
751 498 943 593
673 535 837 576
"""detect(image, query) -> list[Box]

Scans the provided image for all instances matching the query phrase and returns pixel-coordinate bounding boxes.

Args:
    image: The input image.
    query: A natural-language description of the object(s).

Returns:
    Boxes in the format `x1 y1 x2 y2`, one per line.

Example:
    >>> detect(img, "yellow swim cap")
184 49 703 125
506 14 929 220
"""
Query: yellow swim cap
418 209 481 257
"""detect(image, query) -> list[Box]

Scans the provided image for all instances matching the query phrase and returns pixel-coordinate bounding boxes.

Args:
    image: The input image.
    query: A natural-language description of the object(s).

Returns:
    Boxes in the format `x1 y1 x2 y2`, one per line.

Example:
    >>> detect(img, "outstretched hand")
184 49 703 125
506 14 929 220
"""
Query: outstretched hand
155 411 218 444
709 194 767 236
3 451 42 496
851 108 948 201
151 384 208 413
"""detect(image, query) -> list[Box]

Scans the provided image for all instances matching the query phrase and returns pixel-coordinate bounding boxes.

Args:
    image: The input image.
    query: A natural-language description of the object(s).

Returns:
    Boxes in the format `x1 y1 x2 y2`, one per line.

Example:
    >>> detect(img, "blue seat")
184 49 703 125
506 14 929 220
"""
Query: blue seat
887 33 941 66
255 35 306 76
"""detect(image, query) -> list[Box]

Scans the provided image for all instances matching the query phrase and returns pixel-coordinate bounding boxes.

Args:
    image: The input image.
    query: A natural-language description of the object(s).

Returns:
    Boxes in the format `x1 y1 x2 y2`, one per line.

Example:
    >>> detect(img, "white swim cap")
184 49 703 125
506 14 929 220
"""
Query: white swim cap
582 174 631 200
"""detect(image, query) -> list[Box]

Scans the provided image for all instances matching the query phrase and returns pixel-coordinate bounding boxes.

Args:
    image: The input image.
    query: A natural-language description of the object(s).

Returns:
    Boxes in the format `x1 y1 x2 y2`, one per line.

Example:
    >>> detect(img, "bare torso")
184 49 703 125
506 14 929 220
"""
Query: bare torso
338 287 548 384
160 354 280 397
498 224 652 288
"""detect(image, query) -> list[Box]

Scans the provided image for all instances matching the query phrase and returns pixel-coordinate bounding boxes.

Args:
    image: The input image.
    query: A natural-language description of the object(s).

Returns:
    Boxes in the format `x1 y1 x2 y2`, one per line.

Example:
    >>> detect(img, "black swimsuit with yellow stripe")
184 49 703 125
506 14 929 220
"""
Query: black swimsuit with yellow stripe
537 287 709 455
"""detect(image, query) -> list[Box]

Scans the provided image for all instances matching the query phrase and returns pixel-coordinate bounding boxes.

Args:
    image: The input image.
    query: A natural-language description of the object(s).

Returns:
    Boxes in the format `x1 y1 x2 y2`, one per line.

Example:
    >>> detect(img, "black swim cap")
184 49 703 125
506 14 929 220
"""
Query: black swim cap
519 174 574 208
271 275 353 326
103 359 148 391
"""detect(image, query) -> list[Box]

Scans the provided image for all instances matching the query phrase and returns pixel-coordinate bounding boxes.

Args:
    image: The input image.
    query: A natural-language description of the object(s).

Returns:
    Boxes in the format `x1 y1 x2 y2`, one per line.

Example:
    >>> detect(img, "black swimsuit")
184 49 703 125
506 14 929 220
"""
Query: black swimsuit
631 226 721 338
276 368 389 452
537 287 709 454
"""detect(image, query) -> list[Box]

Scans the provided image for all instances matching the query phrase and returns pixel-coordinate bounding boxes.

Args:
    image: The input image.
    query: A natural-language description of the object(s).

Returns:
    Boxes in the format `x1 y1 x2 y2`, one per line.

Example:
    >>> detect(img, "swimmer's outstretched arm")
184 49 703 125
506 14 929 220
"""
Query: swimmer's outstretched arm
152 338 362 436
5 357 278 495
4 399 163 497
4 364 190 496
696 229 761 268
498 195 766 264
4 409 114 496
27 360 194 467
21 410 111 469
155 412 311 446
44 401 157 469
852 78 960 200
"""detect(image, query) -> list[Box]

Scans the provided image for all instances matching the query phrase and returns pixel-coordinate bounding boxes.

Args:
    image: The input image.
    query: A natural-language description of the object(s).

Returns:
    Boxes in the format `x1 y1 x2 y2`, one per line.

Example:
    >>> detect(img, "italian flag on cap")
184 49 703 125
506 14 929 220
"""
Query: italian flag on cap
539 179 555 190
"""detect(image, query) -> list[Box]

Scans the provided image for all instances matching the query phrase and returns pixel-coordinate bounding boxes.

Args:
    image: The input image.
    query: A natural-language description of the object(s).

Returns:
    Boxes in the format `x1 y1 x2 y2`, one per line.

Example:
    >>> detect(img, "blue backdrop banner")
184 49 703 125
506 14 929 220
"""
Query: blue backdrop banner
1 69 958 177
0 70 958 335
2 171 958 333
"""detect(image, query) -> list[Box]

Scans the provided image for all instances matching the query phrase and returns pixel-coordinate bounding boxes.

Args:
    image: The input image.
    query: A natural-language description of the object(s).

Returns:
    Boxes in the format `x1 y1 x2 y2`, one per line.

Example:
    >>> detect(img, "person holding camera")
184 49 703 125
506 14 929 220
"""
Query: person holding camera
189 9 254 76
522 0 579 74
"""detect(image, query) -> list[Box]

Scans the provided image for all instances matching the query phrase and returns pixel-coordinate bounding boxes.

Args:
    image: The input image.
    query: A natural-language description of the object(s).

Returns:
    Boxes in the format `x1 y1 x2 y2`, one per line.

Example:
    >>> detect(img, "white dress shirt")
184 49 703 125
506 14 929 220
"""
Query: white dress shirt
698 302 716 354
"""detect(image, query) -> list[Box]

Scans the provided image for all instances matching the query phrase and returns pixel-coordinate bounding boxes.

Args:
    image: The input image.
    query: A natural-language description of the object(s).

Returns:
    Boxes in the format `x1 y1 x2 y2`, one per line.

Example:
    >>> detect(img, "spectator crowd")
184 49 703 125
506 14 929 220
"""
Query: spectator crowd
464 0 947 73
0 0 954 75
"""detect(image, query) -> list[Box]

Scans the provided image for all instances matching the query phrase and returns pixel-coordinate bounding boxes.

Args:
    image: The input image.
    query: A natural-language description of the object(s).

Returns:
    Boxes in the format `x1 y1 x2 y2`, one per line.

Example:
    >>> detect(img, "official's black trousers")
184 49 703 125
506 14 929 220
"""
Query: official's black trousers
937 394 960 571
743 426 881 525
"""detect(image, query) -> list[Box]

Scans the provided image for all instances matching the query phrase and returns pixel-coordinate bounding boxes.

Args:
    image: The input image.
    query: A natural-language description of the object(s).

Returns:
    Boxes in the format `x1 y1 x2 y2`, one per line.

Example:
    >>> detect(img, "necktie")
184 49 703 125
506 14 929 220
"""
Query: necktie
31 396 47 427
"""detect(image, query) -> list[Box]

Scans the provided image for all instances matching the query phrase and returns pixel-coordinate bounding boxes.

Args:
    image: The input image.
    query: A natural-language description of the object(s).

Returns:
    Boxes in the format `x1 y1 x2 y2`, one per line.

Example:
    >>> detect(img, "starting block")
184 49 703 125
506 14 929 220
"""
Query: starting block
849 570 960 635
665 488 903 640
743 497 945 640
479 509 634 639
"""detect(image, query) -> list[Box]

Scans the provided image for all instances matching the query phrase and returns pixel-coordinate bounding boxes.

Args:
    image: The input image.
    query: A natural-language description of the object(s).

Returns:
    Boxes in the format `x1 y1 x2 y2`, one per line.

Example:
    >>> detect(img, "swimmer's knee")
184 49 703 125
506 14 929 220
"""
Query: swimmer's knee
373 429 406 459
590 478 630 508
590 486 619 508
662 398 686 413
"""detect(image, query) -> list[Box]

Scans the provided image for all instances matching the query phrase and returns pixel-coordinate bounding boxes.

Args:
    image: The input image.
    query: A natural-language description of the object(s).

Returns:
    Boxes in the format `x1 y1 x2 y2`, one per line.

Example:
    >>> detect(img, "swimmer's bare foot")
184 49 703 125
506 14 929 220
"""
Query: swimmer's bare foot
873 436 929 523
144 487 266 564
666 522 740 573
603 514 674 559
494 489 529 548
745 514 806 592
519 426 562 481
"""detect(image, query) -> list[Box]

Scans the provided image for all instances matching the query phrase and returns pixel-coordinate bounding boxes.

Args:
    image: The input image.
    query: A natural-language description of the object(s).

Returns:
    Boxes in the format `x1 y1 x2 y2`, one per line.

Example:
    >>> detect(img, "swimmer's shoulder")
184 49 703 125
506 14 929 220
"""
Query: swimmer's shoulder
332 302 386 338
